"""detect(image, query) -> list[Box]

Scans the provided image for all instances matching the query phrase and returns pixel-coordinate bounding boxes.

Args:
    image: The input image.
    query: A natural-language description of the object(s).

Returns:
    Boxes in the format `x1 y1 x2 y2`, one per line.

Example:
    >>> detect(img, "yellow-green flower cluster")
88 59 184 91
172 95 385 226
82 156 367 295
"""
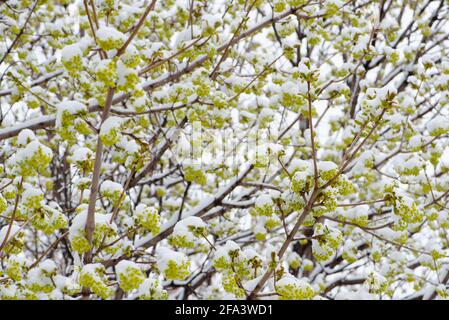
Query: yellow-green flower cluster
394 155 423 176
287 252 302 270
79 264 113 299
30 205 68 235
156 247 191 281
394 197 424 226
96 59 118 87
311 223 343 262
134 204 160 235
68 209 117 254
337 204 369 227
212 241 263 297
116 61 139 92
70 147 94 173
318 161 339 181
5 255 28 281
164 260 191 281
291 169 314 195
222 274 245 298
116 260 145 292
385 185 424 229
426 116 449 137
120 45 141 68
0 224 25 254
61 43 83 76
138 277 168 300
169 216 207 248
312 187 338 217
56 101 88 143
100 180 124 206
27 260 58 294
12 140 53 177
276 274 315 300
184 166 207 185
96 26 126 51
21 187 44 210
100 116 124 147
365 272 389 294
342 239 358 263
192 69 212 98
251 193 280 217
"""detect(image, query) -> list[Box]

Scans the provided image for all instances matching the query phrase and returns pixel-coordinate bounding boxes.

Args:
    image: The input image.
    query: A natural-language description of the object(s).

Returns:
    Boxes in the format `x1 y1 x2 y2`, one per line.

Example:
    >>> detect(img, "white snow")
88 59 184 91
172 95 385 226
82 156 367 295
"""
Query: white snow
100 116 123 135
318 161 338 172
61 43 82 61
100 180 123 194
0 224 21 245
426 116 449 135
96 26 126 43
56 100 87 127
71 147 93 162
16 140 52 163
116 260 139 275
17 129 36 146
156 246 189 272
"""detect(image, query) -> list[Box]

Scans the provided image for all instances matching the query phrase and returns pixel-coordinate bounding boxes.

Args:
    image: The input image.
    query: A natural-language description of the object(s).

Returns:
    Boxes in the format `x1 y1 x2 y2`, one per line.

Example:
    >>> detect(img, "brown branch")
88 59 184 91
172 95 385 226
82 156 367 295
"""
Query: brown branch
116 0 158 57
84 87 115 264
0 6 318 141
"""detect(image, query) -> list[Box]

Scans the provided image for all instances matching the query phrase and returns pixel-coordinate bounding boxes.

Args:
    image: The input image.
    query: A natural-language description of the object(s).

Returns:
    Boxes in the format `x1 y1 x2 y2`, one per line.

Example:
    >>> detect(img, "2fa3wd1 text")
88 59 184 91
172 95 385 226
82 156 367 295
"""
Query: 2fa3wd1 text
175 304 273 317
217 304 272 315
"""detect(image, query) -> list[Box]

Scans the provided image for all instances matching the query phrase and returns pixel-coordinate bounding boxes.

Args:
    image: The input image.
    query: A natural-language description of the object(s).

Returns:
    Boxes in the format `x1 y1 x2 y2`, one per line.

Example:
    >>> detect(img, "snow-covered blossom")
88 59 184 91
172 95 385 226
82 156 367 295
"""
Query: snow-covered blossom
2 0 449 301
96 26 126 51
156 247 191 281
170 216 207 248
276 274 315 300
116 260 145 292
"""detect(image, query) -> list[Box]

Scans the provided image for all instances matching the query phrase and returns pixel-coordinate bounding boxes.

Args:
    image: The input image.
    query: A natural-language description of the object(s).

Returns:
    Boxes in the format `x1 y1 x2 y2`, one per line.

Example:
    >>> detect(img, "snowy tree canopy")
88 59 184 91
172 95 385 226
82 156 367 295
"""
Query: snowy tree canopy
1 0 449 300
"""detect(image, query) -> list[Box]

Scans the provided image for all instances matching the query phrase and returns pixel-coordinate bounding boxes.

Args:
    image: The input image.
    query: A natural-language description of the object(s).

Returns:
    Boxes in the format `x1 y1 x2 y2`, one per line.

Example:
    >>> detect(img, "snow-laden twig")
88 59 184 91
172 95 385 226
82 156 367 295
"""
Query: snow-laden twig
134 163 254 249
